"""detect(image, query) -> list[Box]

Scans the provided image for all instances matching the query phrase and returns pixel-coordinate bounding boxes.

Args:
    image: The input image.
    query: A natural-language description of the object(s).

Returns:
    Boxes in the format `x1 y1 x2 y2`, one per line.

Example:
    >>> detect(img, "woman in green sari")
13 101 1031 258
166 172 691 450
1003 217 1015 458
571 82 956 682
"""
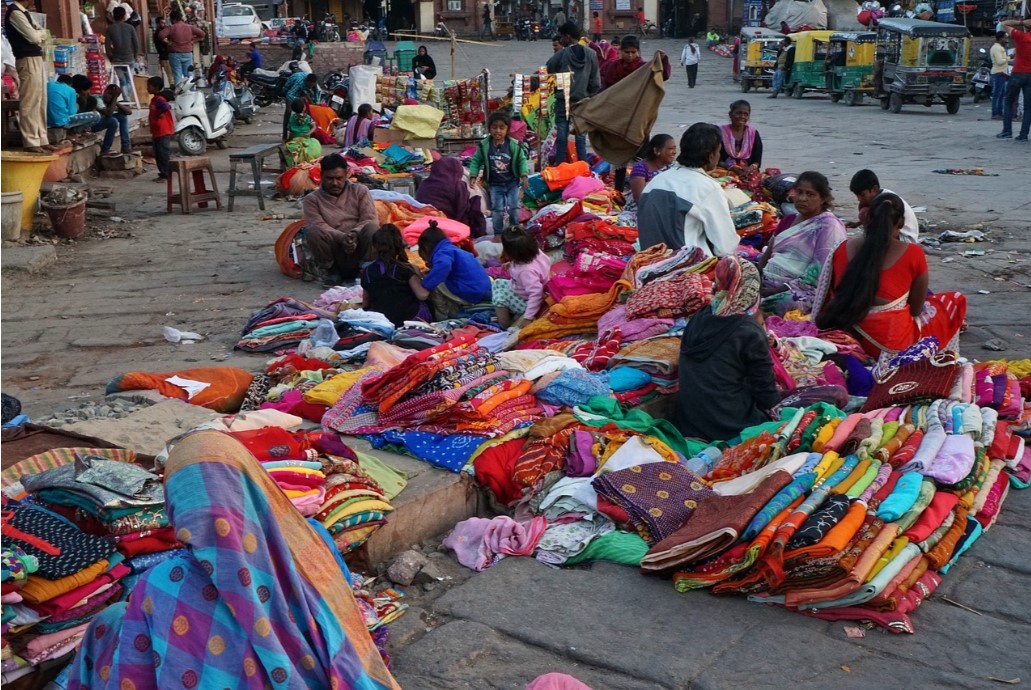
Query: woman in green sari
285 97 323 166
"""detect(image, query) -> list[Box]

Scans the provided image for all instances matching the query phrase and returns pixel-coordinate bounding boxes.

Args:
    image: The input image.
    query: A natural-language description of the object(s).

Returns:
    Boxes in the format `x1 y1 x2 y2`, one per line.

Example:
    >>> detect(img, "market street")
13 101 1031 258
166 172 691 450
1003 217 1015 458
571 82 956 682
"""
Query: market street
2 37 1030 689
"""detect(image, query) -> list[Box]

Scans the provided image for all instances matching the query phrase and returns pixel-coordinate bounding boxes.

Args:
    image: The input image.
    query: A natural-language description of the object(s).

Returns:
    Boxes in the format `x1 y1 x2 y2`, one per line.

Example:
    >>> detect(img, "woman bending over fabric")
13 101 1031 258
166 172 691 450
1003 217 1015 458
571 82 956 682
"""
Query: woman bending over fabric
414 156 487 238
616 133 676 227
759 170 846 314
66 431 399 690
674 257 781 443
412 45 437 80
718 99 763 174
815 192 966 358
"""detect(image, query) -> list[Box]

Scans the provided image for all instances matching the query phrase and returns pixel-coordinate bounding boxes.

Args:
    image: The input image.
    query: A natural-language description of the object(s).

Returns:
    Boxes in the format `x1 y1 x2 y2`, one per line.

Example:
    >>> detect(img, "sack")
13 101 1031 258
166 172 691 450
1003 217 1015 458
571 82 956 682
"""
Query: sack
128 11 142 26
275 221 323 282
861 351 961 412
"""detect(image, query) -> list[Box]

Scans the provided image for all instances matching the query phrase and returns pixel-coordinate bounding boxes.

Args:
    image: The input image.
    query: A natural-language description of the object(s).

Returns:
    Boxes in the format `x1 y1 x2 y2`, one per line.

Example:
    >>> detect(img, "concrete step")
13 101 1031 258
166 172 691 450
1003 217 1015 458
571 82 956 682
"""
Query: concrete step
344 439 483 565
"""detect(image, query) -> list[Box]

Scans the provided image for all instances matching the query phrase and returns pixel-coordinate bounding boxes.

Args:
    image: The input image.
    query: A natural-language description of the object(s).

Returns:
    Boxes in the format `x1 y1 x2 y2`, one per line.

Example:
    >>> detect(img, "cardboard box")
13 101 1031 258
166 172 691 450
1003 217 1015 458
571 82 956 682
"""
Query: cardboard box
372 127 436 150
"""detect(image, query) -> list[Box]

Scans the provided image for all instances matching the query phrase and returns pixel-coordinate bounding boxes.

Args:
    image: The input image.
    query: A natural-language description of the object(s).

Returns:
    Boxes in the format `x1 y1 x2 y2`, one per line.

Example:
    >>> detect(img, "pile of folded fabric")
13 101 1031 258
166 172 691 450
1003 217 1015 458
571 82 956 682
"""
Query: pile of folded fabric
237 298 338 353
229 426 329 516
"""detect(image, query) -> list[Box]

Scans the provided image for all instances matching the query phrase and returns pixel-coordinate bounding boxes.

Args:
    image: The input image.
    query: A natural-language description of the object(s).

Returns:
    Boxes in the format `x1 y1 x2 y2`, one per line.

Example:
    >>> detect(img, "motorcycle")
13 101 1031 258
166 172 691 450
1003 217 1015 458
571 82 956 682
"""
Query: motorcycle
173 70 234 156
516 18 534 41
248 60 309 108
320 84 351 119
211 66 258 124
320 12 340 42
540 19 558 39
970 47 991 103
531 21 541 39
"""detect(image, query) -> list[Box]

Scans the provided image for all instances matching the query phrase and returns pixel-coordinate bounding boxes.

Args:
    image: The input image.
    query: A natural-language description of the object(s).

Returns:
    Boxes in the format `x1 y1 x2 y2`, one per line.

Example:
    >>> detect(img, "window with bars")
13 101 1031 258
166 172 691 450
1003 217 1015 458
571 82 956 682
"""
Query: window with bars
447 0 462 10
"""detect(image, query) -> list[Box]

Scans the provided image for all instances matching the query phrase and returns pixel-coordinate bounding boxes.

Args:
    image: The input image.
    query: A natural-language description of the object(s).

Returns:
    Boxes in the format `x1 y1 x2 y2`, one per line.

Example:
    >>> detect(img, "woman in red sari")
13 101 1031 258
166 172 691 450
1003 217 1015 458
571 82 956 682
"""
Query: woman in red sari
815 192 966 358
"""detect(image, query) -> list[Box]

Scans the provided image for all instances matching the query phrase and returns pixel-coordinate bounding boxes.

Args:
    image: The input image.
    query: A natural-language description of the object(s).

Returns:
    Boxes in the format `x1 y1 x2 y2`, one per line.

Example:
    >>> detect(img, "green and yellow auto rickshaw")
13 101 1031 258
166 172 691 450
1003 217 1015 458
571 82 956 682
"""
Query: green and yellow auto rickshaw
827 31 877 106
783 30 836 98
874 19 970 114
739 27 786 93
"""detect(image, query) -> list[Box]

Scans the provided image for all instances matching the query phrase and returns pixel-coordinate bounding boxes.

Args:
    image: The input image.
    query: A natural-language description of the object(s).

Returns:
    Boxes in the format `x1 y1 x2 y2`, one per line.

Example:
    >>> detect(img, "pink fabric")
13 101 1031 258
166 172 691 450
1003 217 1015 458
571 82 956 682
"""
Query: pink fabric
561 176 606 200
596 305 674 342
924 434 975 484
824 413 863 452
401 216 471 246
526 673 595 690
765 315 820 338
545 272 616 302
443 515 548 571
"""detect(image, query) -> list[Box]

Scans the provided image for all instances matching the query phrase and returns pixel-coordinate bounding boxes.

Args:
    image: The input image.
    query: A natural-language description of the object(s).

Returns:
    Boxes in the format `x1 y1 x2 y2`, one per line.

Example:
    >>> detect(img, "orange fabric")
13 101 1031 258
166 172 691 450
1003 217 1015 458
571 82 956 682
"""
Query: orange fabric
307 103 339 135
830 459 872 496
374 200 445 229
20 559 109 604
541 161 591 190
276 220 305 278
925 507 970 569
518 278 633 342
783 499 868 562
107 368 254 413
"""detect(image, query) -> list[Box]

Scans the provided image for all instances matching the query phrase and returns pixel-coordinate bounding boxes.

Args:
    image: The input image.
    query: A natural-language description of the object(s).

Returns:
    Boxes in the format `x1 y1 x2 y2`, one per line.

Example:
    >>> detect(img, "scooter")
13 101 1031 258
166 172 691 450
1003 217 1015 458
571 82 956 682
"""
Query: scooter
970 47 991 103
212 67 258 124
248 60 310 108
173 70 234 156
320 12 340 42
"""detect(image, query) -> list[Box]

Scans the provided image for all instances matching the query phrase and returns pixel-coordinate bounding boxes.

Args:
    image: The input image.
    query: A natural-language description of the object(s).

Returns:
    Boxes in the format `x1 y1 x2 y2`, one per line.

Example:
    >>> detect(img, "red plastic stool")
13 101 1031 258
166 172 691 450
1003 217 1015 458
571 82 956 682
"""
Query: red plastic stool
167 157 222 214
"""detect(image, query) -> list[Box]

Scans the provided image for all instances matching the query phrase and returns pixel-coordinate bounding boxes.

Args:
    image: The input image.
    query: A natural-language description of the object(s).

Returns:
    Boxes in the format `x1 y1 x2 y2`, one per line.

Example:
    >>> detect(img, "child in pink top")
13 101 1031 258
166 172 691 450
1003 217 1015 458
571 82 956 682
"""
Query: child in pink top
492 226 551 328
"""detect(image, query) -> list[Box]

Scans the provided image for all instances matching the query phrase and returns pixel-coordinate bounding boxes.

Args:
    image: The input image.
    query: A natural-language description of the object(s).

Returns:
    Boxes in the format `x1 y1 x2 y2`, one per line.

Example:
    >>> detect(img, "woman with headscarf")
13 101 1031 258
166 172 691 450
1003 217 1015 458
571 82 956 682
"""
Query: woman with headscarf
414 155 487 238
411 45 437 79
674 257 781 442
66 431 400 690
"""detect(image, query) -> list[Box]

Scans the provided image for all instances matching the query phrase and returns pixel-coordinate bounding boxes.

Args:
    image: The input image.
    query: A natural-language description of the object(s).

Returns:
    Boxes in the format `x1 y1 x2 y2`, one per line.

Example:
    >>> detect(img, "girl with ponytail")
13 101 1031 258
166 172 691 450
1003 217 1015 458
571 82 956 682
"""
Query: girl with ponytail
815 192 967 357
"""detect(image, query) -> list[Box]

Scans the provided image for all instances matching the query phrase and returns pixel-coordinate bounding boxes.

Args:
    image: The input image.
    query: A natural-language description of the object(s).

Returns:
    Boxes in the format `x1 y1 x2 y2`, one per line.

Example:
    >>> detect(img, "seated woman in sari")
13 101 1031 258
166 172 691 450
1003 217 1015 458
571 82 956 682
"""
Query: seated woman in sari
341 103 376 148
616 133 676 227
815 192 966 358
285 97 323 165
759 171 846 314
67 431 399 690
718 99 763 175
414 155 487 237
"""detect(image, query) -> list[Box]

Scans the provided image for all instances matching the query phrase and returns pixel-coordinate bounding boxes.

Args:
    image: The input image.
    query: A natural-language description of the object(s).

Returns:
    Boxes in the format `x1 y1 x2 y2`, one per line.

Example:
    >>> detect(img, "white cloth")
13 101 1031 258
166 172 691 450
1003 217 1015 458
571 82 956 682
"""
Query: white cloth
1 35 15 72
881 188 919 243
711 452 809 496
637 165 739 258
680 43 700 65
596 436 667 474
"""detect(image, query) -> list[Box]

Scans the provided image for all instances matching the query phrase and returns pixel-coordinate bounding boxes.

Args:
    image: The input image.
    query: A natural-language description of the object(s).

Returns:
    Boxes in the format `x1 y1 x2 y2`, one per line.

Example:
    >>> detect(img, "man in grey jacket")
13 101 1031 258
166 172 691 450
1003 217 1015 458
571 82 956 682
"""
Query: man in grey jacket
545 21 599 164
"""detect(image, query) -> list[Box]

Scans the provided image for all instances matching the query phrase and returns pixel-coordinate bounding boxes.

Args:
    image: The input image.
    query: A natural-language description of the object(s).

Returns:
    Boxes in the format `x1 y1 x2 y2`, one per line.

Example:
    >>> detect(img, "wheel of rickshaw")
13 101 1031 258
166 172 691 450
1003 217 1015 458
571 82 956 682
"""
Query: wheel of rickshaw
844 90 857 107
889 92 903 113
741 78 751 93
945 96 960 115
830 92 842 103
792 83 804 99
879 95 890 110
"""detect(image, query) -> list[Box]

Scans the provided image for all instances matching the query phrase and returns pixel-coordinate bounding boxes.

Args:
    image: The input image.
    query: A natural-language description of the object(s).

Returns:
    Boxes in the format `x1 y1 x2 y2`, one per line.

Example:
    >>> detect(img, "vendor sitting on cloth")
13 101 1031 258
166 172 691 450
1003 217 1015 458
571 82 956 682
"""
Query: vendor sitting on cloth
674 256 781 442
301 154 379 282
636 122 739 257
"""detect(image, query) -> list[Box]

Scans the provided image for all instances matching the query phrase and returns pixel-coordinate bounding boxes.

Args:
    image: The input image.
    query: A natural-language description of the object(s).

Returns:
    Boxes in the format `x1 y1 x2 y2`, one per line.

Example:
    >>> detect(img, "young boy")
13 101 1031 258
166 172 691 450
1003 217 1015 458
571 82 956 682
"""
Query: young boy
848 169 919 243
592 11 603 42
147 76 174 181
469 110 529 235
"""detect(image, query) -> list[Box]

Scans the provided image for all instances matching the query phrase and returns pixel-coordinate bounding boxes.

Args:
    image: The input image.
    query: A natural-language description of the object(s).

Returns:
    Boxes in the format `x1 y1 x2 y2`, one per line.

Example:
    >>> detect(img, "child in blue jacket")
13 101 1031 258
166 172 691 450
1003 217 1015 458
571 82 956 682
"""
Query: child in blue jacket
417 222 492 320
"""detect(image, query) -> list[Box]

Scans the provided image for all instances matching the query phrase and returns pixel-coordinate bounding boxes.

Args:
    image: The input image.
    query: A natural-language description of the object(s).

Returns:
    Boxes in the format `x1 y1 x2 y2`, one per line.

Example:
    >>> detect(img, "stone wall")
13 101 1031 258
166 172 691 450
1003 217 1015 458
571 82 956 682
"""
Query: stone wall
219 41 367 75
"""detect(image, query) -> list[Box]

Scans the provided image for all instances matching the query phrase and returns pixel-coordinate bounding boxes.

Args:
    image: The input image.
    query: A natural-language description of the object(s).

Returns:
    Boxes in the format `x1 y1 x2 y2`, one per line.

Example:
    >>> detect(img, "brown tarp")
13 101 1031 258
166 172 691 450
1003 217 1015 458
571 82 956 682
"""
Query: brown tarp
570 51 668 166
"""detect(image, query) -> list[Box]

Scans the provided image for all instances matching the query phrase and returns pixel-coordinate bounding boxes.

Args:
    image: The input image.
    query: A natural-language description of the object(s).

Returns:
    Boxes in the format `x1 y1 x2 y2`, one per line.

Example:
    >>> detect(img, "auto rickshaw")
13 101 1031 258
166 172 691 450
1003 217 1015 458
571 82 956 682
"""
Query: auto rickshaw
783 30 835 98
874 19 970 115
827 31 877 106
739 27 786 93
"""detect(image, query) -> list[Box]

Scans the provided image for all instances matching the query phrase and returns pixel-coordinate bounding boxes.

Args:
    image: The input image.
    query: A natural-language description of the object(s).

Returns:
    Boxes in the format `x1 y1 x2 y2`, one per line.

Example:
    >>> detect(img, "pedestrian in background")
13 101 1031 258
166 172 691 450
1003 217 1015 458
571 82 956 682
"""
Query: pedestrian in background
681 34 700 87
153 17 173 86
5 0 51 151
996 16 1030 141
592 11 602 42
769 36 793 98
158 10 205 83
147 76 173 181
990 31 1009 120
480 2 494 41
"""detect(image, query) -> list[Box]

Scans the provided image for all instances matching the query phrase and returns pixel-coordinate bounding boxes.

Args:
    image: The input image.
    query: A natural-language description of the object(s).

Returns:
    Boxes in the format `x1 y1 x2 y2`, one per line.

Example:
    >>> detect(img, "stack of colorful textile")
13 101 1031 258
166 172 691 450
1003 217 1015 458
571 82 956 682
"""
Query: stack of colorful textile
1 449 176 683
228 427 329 516
237 298 338 353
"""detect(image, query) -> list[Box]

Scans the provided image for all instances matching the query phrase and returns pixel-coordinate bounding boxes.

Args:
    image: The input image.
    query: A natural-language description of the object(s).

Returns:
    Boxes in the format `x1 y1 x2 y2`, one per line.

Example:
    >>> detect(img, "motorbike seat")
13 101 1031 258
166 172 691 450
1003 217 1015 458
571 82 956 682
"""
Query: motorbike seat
252 68 280 79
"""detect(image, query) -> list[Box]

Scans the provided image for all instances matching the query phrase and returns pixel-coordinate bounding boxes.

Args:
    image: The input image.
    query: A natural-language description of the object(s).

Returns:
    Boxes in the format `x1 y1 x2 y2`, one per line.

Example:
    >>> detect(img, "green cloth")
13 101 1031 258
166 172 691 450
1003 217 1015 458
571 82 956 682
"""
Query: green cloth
563 530 649 567
355 451 408 501
574 396 702 457
895 478 936 532
844 459 881 498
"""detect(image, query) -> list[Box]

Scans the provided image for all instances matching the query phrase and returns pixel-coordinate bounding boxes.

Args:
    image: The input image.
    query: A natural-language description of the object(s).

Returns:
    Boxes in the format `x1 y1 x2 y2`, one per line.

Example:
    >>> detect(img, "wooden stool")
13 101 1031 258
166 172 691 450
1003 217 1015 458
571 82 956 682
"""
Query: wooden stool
227 142 284 211
167 157 222 214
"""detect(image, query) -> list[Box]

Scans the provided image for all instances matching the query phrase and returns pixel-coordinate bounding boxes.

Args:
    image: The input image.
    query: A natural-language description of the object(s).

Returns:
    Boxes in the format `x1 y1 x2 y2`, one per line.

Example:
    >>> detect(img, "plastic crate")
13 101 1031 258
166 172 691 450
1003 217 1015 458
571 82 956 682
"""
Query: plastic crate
394 40 417 72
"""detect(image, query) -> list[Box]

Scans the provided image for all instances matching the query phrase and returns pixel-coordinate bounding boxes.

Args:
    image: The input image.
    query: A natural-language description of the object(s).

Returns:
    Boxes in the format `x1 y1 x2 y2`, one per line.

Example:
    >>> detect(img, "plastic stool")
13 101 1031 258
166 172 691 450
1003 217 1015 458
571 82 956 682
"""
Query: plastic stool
167 157 222 214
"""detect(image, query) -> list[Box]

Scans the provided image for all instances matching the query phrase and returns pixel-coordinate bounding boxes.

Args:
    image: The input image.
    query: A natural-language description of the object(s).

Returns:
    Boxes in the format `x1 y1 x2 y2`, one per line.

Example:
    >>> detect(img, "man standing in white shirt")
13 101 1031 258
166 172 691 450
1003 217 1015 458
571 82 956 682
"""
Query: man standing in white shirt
637 122 739 257
680 35 700 88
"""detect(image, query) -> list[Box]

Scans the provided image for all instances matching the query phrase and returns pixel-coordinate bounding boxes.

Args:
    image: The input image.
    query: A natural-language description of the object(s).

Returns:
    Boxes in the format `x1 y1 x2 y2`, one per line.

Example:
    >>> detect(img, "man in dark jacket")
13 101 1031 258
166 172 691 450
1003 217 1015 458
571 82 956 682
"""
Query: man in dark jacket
674 257 781 442
545 21 600 164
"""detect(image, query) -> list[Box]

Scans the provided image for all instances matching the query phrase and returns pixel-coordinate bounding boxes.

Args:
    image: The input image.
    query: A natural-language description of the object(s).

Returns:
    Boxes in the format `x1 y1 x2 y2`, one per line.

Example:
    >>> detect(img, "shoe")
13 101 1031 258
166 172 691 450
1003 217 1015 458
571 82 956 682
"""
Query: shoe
23 146 45 153
996 131 1012 139
768 94 778 99
991 115 1003 120
1016 136 1029 142
154 175 168 182
102 151 122 158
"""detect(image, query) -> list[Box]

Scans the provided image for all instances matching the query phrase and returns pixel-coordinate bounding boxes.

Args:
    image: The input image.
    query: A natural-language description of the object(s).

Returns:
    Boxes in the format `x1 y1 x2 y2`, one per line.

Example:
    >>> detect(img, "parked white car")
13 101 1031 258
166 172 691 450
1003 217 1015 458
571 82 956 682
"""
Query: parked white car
218 3 262 39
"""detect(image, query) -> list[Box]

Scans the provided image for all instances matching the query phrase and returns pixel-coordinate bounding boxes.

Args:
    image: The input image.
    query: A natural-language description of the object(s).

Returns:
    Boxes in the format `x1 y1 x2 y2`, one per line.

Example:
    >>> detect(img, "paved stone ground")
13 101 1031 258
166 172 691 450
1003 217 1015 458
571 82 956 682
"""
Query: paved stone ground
2 39 1030 689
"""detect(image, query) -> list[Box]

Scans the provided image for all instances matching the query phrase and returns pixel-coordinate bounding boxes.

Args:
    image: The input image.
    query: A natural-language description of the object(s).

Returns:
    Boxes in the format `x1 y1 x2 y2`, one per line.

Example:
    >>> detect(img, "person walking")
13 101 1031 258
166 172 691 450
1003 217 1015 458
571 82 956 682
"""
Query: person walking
768 36 793 98
546 20 600 165
681 34 700 87
997 16 1030 141
153 17 173 86
158 10 205 83
592 12 602 42
106 6 141 95
554 7 566 27
4 0 50 152
480 2 494 41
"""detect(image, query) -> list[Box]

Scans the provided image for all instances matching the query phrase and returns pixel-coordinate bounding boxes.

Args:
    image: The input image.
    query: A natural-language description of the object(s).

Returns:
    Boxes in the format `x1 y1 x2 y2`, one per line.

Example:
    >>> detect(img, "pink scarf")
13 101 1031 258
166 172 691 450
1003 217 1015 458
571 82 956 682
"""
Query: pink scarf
719 124 756 166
